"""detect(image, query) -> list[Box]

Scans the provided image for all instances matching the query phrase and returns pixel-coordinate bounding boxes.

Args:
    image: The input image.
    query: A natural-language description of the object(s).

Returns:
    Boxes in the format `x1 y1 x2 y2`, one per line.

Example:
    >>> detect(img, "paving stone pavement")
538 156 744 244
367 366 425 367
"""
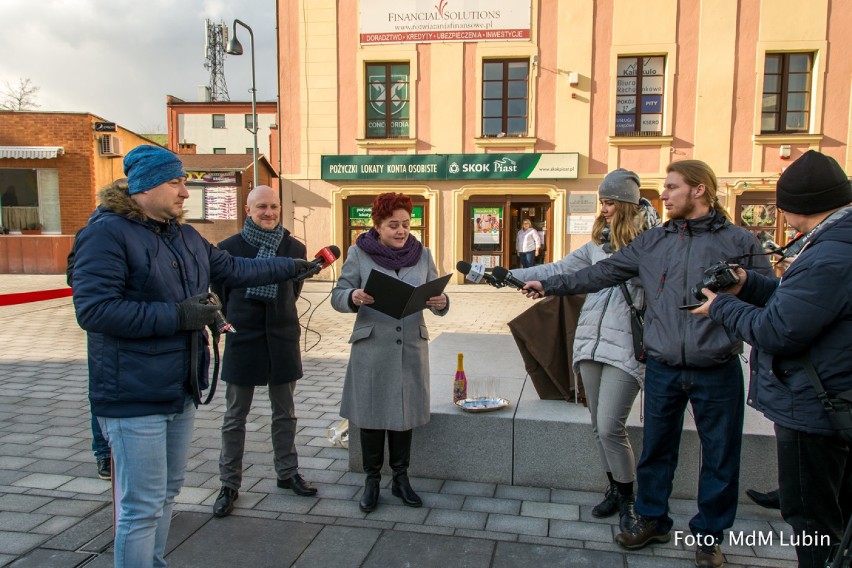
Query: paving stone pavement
0 275 797 567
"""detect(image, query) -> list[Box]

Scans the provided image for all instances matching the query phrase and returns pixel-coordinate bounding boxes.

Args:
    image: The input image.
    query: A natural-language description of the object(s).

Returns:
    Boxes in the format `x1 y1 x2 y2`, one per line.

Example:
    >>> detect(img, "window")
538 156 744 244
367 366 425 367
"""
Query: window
245 148 253 154
244 114 254 130
615 56 664 136
481 59 529 137
212 114 226 129
762 53 812 134
213 148 226 154
365 63 410 139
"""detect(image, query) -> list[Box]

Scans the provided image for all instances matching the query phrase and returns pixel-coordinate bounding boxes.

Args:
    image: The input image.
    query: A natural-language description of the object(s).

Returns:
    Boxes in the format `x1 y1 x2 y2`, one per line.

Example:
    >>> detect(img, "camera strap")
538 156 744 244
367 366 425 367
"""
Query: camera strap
189 329 221 407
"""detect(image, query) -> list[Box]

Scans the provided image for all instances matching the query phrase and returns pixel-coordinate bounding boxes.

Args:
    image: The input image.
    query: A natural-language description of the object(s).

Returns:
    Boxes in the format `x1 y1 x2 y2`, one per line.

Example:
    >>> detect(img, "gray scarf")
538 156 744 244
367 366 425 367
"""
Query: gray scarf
241 217 284 303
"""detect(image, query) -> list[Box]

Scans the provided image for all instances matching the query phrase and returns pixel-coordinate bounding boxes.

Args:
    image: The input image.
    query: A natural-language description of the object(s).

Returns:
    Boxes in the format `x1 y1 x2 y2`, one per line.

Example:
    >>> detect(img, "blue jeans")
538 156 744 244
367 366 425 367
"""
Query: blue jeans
635 357 744 540
98 398 195 568
519 251 536 268
92 412 110 461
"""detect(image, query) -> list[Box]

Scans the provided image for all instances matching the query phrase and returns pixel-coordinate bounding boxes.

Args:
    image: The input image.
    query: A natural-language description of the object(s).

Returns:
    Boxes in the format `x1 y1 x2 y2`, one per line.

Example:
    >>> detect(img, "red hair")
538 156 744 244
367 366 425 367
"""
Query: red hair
371 192 413 226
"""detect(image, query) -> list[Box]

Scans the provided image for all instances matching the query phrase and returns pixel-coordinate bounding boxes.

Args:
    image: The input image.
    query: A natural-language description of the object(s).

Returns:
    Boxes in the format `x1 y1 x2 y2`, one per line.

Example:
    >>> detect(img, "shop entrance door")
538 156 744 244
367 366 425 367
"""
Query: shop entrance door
462 196 552 281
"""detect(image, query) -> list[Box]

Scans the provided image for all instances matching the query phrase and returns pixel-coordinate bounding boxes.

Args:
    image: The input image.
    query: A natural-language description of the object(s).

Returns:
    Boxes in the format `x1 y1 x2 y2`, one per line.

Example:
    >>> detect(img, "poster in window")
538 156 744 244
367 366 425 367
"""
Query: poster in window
642 95 662 113
617 57 639 77
642 76 664 95
616 96 636 114
617 77 637 95
204 186 238 220
642 57 664 76
185 186 204 219
640 114 662 132
472 207 502 245
616 115 636 133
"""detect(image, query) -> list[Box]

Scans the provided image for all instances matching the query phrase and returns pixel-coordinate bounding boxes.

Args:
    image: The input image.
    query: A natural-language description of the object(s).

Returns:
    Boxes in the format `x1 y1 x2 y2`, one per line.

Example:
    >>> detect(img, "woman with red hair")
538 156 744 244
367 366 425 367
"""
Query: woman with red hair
332 192 449 513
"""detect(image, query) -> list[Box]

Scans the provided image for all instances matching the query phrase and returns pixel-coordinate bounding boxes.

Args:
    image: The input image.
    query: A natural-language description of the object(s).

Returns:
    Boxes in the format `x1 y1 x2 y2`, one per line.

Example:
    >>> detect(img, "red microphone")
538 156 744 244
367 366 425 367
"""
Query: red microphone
296 245 341 281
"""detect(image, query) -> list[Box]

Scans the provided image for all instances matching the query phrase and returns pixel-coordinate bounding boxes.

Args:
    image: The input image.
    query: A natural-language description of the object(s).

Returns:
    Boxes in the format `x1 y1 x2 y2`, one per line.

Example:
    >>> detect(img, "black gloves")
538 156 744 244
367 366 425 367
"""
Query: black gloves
177 293 220 330
294 258 312 273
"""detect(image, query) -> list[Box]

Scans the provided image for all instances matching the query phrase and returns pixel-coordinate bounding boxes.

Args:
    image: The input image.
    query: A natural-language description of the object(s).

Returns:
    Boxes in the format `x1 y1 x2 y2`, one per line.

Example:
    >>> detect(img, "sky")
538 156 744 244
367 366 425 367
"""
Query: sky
0 0 279 133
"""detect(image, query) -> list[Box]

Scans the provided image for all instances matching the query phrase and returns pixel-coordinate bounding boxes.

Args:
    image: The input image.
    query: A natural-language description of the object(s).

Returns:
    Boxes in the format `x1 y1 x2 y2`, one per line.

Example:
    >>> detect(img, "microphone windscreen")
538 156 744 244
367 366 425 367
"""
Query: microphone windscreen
492 266 509 281
456 260 472 274
328 245 341 259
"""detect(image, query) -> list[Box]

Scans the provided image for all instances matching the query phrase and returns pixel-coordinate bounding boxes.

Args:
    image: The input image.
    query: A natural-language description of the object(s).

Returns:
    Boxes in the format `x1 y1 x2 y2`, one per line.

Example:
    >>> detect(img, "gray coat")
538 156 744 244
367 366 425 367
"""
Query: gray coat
331 245 449 430
512 241 645 385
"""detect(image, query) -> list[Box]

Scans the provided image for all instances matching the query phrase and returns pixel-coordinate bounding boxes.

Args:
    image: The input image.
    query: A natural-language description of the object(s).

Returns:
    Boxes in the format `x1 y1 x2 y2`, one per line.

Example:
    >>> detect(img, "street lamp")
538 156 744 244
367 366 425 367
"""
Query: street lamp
226 18 258 189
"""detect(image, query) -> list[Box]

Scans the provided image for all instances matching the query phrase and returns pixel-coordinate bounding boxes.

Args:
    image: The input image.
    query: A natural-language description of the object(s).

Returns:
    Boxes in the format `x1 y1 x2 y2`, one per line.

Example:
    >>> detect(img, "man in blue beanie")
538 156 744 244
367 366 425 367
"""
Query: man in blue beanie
691 150 852 568
72 145 313 568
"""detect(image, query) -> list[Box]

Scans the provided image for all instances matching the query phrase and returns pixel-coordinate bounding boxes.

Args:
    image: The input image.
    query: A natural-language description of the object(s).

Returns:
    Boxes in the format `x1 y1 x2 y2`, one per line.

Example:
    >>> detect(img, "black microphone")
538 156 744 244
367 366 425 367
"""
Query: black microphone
492 266 528 290
295 245 341 282
456 260 500 287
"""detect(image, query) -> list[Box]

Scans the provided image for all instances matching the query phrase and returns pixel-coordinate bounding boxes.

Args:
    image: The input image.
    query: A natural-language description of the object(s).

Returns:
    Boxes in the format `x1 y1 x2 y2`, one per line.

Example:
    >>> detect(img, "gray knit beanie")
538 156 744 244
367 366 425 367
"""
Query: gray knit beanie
599 168 641 204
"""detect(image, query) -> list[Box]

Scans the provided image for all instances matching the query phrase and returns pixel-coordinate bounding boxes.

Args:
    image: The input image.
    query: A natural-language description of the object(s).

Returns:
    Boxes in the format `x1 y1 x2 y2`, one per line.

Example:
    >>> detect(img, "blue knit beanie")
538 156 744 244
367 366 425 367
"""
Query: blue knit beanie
123 145 186 195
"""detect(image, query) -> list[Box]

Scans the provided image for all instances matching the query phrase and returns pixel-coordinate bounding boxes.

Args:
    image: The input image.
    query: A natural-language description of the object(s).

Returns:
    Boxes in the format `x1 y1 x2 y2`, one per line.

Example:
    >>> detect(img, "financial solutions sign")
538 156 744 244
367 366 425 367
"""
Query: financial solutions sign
321 153 579 181
359 0 531 44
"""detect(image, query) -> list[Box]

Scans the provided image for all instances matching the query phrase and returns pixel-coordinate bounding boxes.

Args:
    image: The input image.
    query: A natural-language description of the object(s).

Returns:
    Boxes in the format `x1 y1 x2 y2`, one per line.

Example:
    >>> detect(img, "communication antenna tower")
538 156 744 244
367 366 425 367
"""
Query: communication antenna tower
204 19 230 101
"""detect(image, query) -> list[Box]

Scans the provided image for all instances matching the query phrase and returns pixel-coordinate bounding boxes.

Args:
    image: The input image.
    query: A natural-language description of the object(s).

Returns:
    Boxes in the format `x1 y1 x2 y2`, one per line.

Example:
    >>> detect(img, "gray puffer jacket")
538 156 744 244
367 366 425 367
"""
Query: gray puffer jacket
542 210 773 368
512 241 645 385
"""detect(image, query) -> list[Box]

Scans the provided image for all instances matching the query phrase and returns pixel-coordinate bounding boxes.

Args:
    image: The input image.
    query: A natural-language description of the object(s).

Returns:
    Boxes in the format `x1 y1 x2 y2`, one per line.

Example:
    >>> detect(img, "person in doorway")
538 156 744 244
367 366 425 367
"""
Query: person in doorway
331 192 449 513
520 160 772 567
510 168 659 533
211 185 316 519
516 218 542 268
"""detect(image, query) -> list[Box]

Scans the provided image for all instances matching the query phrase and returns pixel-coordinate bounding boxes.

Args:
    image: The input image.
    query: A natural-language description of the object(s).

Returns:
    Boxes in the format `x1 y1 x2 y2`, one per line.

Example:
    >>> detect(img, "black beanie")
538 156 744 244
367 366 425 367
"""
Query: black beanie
776 150 852 214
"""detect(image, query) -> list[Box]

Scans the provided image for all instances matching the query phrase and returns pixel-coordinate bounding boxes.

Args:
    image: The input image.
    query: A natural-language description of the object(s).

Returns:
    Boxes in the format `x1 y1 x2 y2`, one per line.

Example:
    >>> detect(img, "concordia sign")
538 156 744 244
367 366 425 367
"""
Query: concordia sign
321 153 579 181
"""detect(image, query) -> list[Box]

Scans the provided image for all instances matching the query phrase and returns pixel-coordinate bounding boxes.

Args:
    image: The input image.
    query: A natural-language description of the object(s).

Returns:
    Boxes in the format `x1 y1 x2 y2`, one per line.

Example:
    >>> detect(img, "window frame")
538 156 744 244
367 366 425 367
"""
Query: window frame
212 114 226 129
244 114 255 130
364 62 411 140
480 58 530 138
213 148 226 155
613 55 666 137
761 52 813 135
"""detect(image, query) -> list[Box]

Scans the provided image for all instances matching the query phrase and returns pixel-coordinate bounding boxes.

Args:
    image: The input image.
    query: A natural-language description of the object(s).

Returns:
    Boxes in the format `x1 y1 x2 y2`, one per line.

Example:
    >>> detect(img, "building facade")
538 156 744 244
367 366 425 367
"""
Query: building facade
166 96 277 159
275 0 851 282
0 112 157 273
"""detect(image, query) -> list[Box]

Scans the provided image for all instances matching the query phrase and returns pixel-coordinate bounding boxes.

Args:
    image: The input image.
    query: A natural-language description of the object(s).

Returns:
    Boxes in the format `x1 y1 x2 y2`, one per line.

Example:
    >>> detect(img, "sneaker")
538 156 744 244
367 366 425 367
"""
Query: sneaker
592 482 619 518
614 516 671 550
96 458 111 481
695 543 725 567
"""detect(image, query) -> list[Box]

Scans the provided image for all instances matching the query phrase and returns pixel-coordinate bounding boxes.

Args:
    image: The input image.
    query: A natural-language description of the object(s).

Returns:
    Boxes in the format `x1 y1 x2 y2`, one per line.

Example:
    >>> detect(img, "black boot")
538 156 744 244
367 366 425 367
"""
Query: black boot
618 493 638 533
592 481 619 518
388 429 422 508
359 428 385 513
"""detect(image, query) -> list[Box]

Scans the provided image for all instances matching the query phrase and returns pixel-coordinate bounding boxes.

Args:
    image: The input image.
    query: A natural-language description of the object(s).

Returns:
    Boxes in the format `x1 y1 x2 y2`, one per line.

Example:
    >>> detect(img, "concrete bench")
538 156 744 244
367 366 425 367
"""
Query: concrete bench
349 332 778 502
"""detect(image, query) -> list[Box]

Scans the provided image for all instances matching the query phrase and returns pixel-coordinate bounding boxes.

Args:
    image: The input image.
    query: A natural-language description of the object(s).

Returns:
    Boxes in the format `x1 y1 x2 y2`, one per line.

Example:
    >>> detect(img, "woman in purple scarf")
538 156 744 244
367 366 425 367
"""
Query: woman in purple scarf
331 193 449 513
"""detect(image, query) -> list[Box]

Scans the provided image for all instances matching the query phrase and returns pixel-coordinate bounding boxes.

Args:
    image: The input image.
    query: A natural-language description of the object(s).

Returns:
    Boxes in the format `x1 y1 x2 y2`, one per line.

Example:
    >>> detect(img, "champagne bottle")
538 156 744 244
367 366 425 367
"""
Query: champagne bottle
453 352 467 402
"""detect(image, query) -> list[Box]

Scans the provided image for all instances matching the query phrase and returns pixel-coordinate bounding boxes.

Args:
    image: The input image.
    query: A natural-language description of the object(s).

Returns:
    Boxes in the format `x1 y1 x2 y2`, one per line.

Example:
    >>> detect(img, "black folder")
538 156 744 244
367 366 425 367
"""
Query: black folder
363 269 452 320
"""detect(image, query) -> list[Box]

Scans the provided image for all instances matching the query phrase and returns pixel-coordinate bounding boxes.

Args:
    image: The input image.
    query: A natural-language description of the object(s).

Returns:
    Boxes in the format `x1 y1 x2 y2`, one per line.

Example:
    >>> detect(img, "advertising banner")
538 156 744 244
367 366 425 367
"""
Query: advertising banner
360 0 531 44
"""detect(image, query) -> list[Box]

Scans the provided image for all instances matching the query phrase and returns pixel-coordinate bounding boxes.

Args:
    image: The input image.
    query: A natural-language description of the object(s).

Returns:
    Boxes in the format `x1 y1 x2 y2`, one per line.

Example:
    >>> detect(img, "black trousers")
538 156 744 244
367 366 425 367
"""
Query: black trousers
776 424 852 568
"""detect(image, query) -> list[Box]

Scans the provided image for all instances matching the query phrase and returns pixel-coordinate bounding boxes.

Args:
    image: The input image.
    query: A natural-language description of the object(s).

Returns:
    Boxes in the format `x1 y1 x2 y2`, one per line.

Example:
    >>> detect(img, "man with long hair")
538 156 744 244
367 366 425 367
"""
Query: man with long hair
522 160 773 567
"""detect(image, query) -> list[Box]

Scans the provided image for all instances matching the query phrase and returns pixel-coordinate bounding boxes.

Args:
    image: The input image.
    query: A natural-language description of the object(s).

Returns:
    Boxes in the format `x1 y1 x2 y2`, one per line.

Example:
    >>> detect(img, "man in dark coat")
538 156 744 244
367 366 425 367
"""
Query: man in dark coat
692 150 852 568
212 185 316 518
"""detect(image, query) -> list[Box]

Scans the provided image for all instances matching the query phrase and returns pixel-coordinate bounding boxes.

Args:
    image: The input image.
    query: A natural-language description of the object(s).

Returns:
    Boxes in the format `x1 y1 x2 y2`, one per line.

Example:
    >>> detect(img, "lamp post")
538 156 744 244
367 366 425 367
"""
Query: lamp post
226 18 258 189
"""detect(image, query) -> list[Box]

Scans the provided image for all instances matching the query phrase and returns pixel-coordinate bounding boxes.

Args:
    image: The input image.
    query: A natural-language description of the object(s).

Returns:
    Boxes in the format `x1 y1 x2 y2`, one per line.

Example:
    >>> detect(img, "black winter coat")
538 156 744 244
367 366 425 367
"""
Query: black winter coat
710 207 852 435
212 231 307 386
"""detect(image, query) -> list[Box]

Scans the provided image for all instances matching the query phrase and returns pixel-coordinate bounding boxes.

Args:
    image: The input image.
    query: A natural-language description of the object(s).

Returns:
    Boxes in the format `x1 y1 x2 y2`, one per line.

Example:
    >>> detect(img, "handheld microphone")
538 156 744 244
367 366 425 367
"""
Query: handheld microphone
456 260 500 287
295 245 341 282
205 292 235 334
491 266 528 290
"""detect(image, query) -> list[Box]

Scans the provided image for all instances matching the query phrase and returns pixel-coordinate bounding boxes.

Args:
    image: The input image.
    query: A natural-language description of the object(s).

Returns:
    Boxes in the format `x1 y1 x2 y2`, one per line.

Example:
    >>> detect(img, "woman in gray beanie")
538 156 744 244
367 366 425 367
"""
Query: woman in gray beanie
510 168 659 533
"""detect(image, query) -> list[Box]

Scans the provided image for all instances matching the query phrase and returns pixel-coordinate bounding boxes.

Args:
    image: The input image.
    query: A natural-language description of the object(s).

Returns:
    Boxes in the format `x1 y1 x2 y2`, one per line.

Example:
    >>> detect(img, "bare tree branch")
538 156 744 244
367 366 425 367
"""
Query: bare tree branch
1 78 41 111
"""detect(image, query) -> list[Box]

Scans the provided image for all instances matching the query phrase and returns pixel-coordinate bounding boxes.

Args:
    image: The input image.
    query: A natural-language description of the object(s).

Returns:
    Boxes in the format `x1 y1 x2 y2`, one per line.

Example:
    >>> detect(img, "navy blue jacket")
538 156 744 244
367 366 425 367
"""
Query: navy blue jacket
211 231 306 386
710 207 852 434
72 185 297 418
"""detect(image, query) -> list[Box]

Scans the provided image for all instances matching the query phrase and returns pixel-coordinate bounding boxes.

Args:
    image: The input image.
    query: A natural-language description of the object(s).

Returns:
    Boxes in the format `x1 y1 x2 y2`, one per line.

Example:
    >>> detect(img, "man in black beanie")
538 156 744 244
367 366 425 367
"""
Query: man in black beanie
691 150 852 568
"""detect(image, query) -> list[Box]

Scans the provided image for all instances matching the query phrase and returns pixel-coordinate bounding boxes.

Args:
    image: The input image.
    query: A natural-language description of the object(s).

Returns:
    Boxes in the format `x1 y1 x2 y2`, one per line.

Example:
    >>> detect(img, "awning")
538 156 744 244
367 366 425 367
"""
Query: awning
0 146 64 159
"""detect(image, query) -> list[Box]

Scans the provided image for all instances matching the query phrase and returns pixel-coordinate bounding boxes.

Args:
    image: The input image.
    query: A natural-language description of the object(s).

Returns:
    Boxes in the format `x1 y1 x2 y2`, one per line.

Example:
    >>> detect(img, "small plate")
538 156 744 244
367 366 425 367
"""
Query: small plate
454 397 511 413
